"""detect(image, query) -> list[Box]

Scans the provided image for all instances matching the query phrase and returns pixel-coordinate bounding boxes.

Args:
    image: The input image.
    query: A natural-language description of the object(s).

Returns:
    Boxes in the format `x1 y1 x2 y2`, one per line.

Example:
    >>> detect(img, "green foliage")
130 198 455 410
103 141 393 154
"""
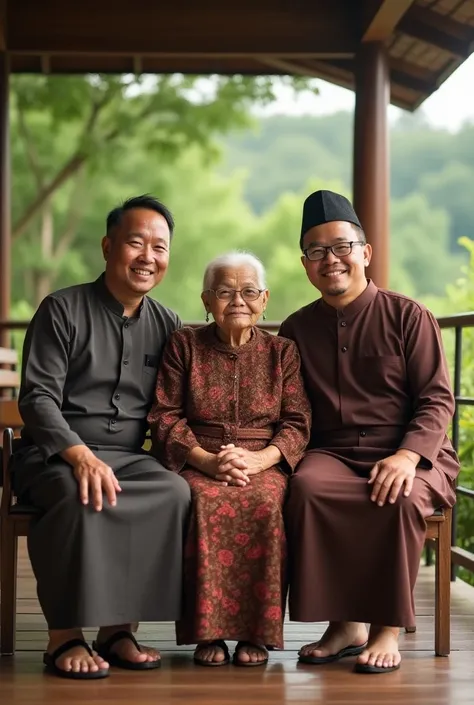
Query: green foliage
10 74 315 308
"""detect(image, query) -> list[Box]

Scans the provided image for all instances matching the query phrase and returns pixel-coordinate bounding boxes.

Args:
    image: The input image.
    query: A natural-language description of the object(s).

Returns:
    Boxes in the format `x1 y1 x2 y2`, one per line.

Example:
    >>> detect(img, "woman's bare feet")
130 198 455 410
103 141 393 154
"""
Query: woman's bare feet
96 624 160 665
194 641 229 665
299 621 368 662
355 625 401 673
47 629 108 674
233 642 268 666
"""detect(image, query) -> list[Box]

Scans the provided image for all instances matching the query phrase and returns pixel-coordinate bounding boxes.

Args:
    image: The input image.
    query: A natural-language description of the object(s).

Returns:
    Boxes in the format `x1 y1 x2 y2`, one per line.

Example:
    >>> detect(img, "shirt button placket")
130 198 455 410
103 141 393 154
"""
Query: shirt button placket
338 314 350 424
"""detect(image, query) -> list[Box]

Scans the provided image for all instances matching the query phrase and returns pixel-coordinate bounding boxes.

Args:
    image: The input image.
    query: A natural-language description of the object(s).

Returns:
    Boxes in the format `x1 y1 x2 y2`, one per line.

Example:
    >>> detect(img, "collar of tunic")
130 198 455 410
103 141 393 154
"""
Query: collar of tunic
318 279 378 319
93 273 146 319
204 322 260 355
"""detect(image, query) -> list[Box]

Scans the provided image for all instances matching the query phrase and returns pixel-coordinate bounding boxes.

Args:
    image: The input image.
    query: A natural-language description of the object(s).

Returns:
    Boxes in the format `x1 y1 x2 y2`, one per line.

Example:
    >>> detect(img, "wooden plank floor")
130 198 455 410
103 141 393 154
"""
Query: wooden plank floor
1 539 474 704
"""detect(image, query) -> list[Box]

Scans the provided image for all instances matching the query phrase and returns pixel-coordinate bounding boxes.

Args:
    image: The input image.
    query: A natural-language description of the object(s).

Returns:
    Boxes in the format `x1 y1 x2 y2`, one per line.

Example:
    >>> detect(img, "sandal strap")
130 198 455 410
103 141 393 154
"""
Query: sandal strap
99 630 141 654
49 638 93 663
235 641 267 654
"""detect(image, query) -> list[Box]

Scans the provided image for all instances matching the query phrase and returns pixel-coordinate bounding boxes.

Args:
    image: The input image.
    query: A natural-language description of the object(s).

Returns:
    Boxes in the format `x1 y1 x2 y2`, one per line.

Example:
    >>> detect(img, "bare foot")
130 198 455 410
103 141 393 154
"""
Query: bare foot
47 629 108 674
234 643 268 664
96 625 160 664
194 641 228 664
299 622 368 659
356 625 401 670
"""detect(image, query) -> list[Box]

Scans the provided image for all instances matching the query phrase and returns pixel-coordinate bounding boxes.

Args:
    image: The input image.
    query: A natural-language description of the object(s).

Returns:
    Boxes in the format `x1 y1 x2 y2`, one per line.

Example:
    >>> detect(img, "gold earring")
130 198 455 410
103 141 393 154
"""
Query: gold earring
263 310 266 321
205 312 209 323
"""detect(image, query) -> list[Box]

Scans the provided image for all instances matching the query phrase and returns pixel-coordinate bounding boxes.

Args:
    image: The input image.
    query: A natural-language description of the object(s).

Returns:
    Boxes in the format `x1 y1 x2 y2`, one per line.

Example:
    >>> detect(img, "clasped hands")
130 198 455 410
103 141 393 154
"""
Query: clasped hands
368 449 420 506
209 443 264 487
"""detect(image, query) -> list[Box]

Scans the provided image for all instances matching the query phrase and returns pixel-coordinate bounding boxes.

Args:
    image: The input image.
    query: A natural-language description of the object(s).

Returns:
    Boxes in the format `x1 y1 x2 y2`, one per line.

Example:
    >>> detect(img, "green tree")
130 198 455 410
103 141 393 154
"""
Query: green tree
420 162 474 252
389 193 463 297
11 74 315 307
221 112 353 213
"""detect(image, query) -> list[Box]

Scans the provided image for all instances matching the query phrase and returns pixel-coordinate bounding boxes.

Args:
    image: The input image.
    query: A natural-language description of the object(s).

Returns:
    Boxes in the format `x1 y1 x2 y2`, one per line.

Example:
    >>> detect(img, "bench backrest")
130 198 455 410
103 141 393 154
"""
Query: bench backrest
0 347 22 431
0 347 20 392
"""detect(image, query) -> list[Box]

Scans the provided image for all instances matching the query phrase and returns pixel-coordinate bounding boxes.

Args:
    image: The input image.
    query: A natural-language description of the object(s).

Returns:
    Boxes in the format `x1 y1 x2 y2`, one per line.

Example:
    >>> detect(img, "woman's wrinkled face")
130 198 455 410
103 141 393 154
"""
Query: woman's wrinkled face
202 265 269 334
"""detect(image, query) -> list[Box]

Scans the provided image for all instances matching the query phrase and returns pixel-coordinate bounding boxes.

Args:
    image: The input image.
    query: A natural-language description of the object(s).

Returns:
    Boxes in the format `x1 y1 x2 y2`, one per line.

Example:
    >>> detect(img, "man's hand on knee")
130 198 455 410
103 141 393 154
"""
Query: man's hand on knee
61 445 121 511
368 451 419 506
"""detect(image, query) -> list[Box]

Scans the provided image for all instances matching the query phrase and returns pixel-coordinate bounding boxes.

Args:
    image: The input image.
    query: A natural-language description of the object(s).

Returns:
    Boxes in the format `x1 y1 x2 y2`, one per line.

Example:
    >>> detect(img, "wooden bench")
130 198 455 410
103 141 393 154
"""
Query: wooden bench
0 347 22 436
0 424 453 656
406 506 452 657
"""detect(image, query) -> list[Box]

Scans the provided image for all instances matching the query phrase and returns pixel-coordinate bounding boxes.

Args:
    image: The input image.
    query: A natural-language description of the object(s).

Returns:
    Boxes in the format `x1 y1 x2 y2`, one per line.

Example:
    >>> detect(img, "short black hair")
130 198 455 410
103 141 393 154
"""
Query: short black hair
106 194 175 237
351 223 366 243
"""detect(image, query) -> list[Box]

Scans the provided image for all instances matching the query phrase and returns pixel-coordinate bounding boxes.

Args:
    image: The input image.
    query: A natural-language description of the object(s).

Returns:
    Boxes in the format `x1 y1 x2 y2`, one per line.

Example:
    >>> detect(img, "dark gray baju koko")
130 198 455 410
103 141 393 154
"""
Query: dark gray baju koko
12 274 191 630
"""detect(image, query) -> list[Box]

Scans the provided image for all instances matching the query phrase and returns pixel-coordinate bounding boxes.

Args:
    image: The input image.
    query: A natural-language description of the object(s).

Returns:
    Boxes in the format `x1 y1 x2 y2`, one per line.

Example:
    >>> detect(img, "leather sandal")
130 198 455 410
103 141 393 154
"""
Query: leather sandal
194 640 230 666
93 630 161 670
232 641 268 667
43 638 109 679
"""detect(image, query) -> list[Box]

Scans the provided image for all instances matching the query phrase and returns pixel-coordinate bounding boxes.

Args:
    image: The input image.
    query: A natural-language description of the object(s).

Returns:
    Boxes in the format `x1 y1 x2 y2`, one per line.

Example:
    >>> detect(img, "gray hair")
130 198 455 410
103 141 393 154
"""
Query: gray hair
203 251 267 291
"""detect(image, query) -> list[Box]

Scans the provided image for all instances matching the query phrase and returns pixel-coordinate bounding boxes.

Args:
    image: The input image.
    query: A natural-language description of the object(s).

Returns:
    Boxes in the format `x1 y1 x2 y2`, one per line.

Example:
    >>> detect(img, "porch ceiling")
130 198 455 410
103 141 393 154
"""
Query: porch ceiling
1 0 474 110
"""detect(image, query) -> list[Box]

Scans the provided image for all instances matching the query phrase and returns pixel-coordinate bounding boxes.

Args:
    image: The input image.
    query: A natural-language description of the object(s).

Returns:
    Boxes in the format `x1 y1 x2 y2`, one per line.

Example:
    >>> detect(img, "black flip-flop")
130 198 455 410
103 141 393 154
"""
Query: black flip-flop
93 630 161 670
298 642 368 665
354 662 401 674
233 641 268 667
194 640 230 667
43 638 109 679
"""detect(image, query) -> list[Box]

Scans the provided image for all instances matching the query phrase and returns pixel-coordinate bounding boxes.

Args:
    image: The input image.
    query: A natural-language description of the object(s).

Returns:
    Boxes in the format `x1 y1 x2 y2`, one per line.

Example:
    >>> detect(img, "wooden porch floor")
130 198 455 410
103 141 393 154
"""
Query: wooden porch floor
1 539 474 704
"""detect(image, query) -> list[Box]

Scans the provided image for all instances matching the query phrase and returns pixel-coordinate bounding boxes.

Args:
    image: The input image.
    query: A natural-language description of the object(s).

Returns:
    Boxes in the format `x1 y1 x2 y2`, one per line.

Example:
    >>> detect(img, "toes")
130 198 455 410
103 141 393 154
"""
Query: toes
140 646 160 662
356 650 370 665
95 655 109 669
71 657 83 672
300 643 319 657
368 652 379 667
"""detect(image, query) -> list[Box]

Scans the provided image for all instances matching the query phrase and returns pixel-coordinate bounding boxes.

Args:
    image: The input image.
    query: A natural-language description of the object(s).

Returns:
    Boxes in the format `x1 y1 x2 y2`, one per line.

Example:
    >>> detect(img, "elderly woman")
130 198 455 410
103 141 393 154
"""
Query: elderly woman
148 251 311 667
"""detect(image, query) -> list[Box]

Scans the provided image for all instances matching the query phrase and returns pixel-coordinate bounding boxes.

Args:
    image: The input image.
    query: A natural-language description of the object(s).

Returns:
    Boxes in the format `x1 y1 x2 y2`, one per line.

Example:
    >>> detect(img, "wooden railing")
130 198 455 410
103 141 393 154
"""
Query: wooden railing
2 313 474 577
437 313 474 577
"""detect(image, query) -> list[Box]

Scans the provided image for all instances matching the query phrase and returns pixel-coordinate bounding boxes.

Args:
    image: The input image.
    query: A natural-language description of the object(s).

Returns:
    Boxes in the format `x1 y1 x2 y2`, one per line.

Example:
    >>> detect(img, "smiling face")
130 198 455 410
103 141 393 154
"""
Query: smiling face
102 207 170 298
201 264 269 336
301 220 372 305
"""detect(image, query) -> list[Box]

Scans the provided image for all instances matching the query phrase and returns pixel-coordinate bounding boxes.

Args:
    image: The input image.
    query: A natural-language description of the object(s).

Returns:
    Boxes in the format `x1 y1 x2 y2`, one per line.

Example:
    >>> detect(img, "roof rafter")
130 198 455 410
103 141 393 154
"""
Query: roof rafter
398 4 474 58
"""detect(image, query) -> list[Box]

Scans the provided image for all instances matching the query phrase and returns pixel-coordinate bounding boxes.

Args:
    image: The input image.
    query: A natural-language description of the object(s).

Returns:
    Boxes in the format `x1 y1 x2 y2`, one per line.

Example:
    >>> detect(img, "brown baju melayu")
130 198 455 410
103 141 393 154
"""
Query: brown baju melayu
148 324 311 648
12 274 191 629
279 280 459 627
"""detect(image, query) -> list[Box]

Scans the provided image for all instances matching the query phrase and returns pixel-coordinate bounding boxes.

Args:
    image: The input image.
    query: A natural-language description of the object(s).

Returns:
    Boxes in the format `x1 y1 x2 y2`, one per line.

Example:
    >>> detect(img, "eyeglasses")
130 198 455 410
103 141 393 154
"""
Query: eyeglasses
206 287 265 302
304 241 365 261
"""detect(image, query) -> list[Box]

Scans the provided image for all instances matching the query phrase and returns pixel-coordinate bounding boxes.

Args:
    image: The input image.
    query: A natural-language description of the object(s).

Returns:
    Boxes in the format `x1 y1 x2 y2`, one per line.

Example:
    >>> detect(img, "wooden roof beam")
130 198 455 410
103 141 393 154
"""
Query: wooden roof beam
398 5 474 58
7 0 358 56
362 0 416 42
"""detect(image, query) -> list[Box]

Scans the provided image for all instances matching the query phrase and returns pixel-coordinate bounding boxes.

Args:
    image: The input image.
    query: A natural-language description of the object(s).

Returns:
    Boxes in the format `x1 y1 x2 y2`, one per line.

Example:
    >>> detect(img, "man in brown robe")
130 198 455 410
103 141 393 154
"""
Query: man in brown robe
11 195 191 679
279 190 459 674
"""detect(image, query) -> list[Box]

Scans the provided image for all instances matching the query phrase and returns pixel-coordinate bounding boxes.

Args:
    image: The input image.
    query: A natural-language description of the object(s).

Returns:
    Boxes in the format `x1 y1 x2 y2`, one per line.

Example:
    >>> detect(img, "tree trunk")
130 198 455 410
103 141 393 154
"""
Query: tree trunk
34 205 54 306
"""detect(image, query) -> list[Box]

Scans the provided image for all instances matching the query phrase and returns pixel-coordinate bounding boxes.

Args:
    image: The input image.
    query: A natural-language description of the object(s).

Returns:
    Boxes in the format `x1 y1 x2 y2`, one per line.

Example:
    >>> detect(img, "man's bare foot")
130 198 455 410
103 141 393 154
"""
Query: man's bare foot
96 624 160 664
194 641 229 665
47 629 109 674
356 625 401 671
299 622 368 660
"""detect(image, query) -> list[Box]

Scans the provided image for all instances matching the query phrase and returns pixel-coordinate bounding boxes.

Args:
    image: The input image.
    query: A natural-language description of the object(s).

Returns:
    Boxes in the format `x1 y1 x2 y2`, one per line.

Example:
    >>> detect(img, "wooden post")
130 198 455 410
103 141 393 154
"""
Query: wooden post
353 42 389 288
0 51 10 347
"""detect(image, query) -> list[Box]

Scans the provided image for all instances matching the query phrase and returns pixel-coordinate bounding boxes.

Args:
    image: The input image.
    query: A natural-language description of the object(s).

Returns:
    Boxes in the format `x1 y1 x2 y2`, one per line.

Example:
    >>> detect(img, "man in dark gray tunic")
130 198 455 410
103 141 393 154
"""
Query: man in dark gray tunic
12 195 191 679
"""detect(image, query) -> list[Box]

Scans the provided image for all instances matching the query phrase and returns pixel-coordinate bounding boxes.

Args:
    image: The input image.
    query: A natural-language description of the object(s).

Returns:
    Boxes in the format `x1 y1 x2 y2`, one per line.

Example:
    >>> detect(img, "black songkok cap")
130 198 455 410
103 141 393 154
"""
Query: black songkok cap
300 190 362 249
